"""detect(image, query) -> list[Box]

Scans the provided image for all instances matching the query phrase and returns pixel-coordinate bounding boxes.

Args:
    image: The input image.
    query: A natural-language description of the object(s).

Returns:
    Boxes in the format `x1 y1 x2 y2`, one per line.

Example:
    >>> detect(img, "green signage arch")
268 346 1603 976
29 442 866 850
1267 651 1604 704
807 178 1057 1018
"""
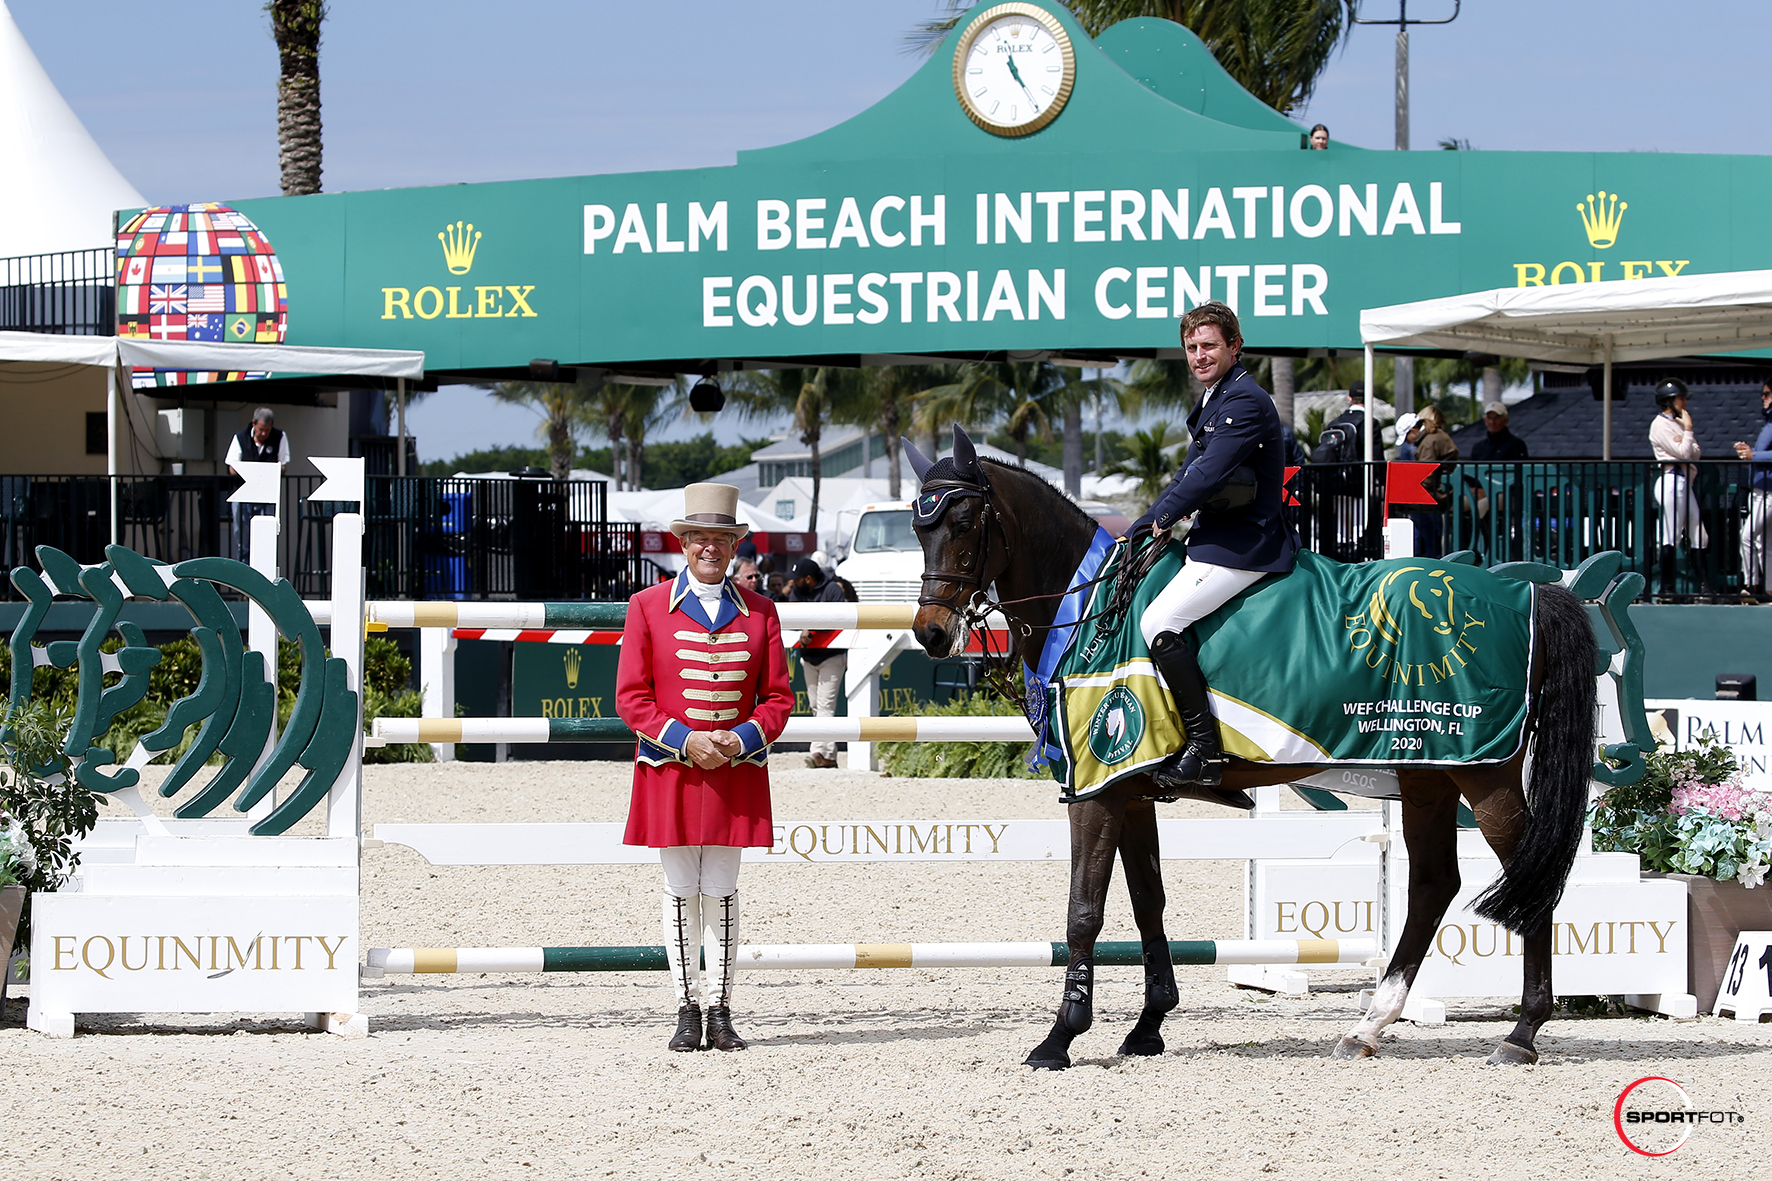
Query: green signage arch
207 2 1765 376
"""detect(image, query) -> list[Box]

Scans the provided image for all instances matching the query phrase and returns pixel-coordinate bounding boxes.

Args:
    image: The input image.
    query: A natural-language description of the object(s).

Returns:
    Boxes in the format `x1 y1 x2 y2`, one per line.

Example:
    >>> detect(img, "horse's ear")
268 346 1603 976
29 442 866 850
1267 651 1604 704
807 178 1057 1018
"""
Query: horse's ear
902 437 933 483
951 424 978 479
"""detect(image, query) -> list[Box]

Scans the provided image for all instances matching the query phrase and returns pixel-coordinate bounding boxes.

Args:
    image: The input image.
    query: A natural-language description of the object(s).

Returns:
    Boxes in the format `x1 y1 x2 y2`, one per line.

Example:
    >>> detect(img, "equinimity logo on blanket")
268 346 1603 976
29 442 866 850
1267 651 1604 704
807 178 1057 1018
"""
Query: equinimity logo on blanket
1613 1076 1746 1157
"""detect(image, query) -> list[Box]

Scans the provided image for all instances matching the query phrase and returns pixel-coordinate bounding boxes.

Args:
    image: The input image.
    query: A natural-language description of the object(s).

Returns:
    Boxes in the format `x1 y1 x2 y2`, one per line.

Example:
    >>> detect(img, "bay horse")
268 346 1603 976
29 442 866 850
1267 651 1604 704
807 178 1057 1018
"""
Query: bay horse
905 426 1596 1069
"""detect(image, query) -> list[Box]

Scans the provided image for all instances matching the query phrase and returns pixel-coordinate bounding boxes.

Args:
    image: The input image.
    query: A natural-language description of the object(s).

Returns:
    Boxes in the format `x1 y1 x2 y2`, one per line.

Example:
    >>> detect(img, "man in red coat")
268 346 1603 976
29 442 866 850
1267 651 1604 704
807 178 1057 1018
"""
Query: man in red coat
617 483 793 1052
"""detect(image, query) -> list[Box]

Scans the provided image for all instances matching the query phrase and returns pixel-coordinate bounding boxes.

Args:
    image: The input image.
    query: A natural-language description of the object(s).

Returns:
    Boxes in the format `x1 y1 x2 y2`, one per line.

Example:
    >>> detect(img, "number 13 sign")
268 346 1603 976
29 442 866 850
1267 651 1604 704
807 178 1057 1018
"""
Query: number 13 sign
1715 931 1772 1022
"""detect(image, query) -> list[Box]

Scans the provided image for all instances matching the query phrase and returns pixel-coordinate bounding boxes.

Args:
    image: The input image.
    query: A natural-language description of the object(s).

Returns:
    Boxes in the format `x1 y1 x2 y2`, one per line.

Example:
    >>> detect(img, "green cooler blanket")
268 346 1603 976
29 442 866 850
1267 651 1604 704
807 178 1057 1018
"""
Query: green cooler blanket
1045 548 1537 801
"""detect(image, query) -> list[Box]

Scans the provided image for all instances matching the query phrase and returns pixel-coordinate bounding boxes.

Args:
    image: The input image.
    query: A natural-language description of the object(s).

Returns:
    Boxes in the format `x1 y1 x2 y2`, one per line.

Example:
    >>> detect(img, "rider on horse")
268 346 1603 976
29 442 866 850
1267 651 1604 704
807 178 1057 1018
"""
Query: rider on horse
1130 301 1299 791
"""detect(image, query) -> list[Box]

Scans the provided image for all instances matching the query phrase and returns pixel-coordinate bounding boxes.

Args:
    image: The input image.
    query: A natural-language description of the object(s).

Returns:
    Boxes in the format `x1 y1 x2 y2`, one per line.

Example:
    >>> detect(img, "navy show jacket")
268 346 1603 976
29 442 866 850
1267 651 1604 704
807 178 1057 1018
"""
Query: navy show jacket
1130 363 1299 574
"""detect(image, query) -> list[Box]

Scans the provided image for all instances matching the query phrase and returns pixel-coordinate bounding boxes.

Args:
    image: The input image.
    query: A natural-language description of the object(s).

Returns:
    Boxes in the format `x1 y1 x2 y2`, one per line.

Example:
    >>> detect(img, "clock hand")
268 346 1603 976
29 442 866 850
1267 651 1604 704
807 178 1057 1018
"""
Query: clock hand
1004 52 1040 109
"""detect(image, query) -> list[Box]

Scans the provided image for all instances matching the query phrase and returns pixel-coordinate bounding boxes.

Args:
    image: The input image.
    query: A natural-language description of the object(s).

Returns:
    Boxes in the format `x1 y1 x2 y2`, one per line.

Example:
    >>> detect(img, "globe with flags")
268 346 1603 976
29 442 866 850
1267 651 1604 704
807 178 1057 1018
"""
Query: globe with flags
114 203 288 388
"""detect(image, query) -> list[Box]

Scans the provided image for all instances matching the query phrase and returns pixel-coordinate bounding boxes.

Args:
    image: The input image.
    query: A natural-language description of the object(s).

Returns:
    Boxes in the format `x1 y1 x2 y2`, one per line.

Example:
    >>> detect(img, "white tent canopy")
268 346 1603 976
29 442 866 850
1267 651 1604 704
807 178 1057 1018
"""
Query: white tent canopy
0 331 425 538
0 0 146 257
1358 270 1772 460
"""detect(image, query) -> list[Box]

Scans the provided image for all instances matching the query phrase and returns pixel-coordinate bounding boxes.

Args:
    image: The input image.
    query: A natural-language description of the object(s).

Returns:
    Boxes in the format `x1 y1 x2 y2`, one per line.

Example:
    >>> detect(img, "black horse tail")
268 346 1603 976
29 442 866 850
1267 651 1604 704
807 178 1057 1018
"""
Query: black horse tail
1472 583 1596 935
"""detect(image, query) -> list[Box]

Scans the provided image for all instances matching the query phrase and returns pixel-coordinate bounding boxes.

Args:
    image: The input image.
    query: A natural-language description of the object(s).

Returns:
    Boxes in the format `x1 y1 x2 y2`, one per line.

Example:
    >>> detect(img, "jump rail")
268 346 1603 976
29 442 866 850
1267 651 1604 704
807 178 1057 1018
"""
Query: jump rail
370 716 1037 745
363 938 1377 976
308 601 1010 632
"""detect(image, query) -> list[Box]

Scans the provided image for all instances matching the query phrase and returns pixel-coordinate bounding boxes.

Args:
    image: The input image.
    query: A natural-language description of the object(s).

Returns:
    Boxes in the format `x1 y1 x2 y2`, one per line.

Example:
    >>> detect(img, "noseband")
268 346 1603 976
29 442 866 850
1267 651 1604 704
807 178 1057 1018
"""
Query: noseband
915 471 1008 617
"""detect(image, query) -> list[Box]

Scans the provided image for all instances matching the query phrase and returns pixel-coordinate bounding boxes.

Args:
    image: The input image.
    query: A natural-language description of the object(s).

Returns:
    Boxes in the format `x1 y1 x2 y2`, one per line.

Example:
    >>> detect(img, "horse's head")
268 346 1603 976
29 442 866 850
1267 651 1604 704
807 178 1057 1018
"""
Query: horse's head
905 425 1004 658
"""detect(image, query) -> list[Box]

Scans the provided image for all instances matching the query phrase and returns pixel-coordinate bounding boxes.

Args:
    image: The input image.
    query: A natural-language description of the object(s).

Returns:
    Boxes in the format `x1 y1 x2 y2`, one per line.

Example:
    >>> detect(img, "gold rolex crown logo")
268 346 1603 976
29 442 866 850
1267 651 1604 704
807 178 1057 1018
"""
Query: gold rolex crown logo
563 646 582 689
438 220 482 274
1576 191 1626 249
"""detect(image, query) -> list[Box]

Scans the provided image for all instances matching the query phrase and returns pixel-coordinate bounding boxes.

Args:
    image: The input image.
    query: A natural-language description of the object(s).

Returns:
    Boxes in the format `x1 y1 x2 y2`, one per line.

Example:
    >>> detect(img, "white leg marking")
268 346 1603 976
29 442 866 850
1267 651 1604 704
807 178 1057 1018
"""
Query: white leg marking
1347 975 1410 1047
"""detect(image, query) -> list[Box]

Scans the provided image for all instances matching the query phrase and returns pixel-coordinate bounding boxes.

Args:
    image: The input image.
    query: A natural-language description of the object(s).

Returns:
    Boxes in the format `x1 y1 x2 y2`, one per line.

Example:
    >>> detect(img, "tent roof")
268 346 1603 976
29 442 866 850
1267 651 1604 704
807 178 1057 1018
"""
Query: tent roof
0 330 426 378
1360 270 1772 364
0 0 145 256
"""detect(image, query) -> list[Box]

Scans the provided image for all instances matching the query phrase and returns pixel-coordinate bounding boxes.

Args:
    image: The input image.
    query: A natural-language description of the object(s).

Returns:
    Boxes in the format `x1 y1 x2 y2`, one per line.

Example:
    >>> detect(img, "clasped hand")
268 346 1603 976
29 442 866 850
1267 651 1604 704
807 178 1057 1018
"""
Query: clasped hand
685 729 743 769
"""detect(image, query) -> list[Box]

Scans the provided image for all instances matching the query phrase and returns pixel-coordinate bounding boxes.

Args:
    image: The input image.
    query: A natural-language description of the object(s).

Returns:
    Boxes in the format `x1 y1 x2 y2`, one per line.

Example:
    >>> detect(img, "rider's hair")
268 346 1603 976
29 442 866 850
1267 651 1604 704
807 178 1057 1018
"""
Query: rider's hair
1179 301 1242 349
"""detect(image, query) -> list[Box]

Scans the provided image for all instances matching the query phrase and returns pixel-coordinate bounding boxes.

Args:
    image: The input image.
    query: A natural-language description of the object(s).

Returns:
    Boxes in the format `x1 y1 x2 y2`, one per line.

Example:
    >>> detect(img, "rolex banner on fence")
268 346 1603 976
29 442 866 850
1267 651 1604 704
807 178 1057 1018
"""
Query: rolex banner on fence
1045 548 1537 801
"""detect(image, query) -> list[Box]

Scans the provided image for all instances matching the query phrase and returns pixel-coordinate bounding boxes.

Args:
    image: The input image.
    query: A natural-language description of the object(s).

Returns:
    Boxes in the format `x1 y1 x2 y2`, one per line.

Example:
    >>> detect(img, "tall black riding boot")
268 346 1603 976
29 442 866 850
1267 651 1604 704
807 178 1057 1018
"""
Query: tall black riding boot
1148 630 1225 790
1659 545 1679 599
1686 547 1713 597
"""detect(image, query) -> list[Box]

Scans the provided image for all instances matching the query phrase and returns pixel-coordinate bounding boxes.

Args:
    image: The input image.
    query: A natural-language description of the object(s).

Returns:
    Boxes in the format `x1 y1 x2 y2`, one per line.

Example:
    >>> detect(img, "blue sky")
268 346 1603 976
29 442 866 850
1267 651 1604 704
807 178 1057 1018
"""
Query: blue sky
13 0 1772 461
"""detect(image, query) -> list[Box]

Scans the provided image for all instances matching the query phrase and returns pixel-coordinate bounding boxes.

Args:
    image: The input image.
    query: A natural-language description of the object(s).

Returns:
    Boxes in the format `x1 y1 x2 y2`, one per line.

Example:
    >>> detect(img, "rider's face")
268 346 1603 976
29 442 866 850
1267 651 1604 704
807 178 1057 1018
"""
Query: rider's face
1184 324 1238 388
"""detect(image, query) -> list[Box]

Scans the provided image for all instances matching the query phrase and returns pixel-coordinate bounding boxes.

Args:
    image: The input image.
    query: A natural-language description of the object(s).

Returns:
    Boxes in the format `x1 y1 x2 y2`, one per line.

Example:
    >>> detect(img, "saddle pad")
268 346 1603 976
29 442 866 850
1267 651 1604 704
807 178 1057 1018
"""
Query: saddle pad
1046 548 1536 802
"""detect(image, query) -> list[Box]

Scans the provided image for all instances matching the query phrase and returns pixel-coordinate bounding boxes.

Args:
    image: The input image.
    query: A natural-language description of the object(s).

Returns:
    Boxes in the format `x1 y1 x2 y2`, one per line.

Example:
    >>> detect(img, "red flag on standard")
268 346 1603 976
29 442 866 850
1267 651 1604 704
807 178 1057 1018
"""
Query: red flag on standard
1385 462 1441 508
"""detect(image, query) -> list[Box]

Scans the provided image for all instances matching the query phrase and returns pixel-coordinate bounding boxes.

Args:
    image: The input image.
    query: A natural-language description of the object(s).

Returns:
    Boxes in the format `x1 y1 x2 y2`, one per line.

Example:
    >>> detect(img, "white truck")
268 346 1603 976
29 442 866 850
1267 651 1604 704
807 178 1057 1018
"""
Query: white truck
833 501 923 602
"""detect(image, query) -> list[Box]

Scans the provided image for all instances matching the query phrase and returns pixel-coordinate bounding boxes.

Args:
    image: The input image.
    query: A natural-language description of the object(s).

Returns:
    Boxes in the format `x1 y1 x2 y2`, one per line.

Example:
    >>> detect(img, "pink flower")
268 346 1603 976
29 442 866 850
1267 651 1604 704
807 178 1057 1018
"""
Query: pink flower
1670 782 1750 821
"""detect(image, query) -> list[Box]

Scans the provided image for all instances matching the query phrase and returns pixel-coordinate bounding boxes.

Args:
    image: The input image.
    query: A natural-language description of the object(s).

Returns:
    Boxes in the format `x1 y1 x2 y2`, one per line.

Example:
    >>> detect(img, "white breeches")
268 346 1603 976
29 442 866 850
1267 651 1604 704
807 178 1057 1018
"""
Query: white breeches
1742 490 1772 592
660 845 742 900
802 654 846 759
1655 471 1708 548
1139 558 1268 647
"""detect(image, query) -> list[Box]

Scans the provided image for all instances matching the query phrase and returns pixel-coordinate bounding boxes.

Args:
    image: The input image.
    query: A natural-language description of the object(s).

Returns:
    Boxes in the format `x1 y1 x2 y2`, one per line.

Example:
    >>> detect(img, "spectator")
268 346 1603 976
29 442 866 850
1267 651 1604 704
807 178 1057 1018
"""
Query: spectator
732 557 763 595
788 557 848 768
765 573 790 601
1412 406 1457 558
1393 410 1421 461
1650 379 1710 598
225 407 289 564
1469 401 1529 460
1279 423 1307 468
1309 124 1330 150
1734 379 1772 600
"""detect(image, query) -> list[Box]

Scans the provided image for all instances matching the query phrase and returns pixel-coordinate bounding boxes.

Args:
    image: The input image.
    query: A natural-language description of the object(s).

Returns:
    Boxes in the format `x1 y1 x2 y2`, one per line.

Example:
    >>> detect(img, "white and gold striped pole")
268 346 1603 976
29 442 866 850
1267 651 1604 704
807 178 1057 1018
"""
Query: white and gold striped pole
363 939 1375 976
370 715 1038 745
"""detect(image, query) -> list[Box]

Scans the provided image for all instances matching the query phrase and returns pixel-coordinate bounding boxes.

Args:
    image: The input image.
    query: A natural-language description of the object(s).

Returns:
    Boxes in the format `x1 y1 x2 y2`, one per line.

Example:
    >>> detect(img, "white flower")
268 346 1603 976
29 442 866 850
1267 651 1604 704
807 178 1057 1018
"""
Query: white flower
1739 860 1769 889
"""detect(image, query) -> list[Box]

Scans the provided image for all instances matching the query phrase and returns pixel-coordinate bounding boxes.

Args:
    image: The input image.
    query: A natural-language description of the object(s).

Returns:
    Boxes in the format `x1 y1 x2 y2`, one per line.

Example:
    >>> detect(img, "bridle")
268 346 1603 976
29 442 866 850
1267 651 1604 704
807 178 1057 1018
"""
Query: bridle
913 468 1009 621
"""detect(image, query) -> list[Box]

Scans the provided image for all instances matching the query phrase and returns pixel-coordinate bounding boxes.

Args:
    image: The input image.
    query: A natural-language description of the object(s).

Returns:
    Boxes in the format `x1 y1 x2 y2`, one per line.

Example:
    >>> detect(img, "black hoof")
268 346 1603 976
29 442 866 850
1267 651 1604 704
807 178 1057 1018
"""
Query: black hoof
1025 1046 1072 1070
1116 1032 1165 1057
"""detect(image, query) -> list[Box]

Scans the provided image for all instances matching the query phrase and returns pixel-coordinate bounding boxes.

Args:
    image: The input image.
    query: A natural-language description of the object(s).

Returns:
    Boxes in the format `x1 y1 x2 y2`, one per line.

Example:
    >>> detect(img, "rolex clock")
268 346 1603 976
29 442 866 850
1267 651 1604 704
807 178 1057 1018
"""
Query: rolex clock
952 3 1076 137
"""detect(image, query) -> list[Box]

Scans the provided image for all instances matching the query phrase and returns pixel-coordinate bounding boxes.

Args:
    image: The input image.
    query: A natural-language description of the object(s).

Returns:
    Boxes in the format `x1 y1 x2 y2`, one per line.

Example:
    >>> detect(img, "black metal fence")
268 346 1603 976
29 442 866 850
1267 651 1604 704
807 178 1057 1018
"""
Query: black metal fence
1285 460 1769 601
0 474 652 602
0 249 115 336
2 462 1765 604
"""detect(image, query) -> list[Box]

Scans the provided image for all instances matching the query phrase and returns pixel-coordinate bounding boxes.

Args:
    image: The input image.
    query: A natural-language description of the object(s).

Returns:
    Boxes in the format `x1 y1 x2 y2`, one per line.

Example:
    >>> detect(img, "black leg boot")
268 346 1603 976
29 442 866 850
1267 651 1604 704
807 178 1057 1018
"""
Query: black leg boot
662 892 703 1052
1659 544 1678 599
1687 547 1713 598
1148 631 1225 789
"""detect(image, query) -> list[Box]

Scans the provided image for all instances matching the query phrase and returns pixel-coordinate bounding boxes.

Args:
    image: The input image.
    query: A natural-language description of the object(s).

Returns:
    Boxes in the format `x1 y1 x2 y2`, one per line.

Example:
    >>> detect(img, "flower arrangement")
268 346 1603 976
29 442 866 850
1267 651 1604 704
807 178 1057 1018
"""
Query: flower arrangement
0 812 37 889
1591 732 1772 887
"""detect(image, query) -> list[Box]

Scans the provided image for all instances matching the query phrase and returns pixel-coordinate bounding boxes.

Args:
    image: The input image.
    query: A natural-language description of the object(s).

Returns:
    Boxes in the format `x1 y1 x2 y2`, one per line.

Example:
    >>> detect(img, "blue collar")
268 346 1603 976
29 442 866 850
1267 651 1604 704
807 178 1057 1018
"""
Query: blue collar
668 568 749 632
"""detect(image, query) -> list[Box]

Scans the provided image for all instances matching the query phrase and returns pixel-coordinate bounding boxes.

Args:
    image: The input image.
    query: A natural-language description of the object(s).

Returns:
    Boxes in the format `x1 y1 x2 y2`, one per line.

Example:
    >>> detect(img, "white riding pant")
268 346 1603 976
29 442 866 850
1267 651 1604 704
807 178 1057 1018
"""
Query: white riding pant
1139 558 1268 648
1656 470 1708 548
801 654 847 760
660 845 742 900
1741 490 1772 592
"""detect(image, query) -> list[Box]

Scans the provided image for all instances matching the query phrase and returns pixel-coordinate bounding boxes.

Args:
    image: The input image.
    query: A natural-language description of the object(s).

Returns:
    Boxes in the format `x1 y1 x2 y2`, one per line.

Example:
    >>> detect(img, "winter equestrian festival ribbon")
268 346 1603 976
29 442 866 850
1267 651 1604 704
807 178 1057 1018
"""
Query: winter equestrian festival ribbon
1044 548 1537 801
1024 526 1119 767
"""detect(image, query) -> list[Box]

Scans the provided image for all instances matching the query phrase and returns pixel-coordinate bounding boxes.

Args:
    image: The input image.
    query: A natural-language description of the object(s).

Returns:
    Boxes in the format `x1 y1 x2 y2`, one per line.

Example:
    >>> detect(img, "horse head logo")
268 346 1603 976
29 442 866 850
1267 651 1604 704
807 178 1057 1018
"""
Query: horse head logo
1369 565 1462 644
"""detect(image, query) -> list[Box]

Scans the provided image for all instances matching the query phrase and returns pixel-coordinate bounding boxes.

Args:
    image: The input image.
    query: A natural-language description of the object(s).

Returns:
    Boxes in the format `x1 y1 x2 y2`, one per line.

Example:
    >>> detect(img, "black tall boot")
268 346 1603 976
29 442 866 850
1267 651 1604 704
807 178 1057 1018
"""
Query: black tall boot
1659 545 1679 600
1148 631 1224 789
1686 547 1713 598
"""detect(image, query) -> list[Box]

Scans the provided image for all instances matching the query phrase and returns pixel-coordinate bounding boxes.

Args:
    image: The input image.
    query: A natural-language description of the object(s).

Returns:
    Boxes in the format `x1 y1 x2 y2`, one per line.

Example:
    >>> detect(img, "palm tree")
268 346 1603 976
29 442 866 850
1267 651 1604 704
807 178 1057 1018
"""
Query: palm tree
620 383 684 491
916 360 1066 468
833 365 957 500
1104 422 1185 506
728 367 853 534
909 1 1349 114
266 0 325 196
489 379 592 480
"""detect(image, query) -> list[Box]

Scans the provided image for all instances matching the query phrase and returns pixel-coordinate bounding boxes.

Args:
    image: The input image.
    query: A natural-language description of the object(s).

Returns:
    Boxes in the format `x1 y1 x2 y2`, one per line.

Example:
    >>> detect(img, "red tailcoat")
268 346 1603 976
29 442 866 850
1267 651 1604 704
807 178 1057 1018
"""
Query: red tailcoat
617 570 794 848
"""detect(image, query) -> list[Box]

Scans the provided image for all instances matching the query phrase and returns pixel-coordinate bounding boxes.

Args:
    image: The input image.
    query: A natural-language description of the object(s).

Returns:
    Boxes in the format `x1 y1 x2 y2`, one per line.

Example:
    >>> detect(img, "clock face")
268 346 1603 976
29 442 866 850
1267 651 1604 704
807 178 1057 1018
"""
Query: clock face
952 3 1075 137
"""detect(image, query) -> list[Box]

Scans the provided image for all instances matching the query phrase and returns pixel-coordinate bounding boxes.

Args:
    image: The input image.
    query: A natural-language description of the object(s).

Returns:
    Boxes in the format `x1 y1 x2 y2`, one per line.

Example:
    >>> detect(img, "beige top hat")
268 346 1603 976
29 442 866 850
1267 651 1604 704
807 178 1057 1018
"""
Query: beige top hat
668 483 750 539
